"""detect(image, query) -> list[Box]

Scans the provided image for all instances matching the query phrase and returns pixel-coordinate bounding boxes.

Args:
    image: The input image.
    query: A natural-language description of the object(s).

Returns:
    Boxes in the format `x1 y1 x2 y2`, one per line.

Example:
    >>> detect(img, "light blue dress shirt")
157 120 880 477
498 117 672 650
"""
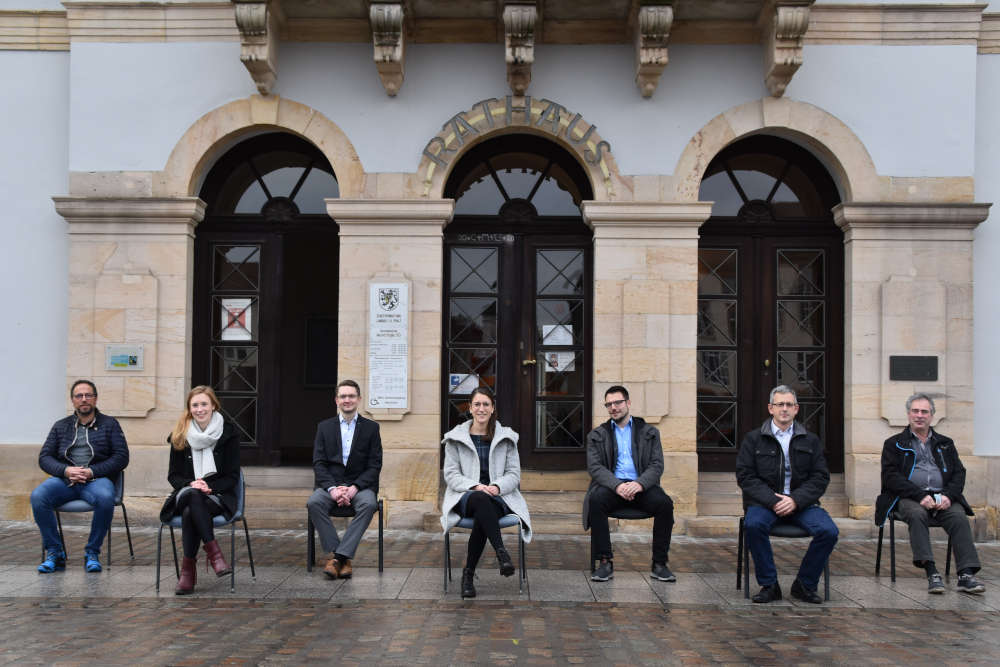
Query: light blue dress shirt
771 420 793 494
340 413 357 466
613 417 638 481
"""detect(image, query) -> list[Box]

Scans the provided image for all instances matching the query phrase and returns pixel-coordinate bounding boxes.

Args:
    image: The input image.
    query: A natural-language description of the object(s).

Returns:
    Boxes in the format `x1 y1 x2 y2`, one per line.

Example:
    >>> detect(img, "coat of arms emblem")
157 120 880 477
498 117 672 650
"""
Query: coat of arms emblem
379 287 400 311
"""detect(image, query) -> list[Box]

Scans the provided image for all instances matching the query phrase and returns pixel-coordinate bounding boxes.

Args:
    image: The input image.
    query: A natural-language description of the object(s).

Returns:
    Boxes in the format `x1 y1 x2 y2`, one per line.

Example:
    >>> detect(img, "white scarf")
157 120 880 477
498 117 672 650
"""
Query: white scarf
187 411 224 480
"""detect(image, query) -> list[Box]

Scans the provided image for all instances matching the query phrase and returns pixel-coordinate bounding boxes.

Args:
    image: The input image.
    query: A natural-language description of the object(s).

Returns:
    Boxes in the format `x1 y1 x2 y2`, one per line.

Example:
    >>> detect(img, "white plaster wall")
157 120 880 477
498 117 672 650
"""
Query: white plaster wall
789 44 977 177
0 0 64 9
974 53 1000 457
69 41 249 172
0 51 70 442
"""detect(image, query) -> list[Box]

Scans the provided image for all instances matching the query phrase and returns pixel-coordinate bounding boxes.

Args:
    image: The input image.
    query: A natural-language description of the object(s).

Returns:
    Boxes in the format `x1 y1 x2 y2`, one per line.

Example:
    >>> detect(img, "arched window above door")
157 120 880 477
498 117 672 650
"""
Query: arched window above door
200 133 338 220
446 135 593 220
698 136 840 222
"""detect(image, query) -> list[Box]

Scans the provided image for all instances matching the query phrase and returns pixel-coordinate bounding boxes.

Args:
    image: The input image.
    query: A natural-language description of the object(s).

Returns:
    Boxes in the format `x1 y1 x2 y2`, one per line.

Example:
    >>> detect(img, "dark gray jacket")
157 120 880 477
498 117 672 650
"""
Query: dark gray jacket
582 416 664 529
38 410 129 480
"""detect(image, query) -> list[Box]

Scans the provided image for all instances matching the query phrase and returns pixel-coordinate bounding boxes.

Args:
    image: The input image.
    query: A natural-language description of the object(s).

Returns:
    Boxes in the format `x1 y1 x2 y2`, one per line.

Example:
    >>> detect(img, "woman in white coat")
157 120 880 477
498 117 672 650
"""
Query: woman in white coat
440 386 532 598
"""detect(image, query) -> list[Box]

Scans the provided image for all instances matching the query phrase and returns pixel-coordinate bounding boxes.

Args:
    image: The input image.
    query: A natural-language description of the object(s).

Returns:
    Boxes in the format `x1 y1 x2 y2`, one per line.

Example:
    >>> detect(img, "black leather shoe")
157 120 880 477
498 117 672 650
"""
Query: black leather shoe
461 568 476 598
752 582 782 603
790 578 823 604
496 547 515 577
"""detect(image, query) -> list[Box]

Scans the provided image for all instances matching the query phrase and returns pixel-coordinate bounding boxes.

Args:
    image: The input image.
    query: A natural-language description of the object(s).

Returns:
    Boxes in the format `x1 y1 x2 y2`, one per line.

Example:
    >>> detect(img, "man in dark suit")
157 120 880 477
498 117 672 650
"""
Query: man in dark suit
583 385 676 583
306 379 382 579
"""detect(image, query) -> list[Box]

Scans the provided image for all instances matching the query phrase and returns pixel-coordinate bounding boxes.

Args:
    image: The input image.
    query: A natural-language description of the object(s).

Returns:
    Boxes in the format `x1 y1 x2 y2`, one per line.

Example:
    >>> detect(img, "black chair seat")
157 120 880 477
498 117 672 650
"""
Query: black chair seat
736 515 831 601
875 509 952 582
306 499 384 572
48 471 134 567
444 514 527 594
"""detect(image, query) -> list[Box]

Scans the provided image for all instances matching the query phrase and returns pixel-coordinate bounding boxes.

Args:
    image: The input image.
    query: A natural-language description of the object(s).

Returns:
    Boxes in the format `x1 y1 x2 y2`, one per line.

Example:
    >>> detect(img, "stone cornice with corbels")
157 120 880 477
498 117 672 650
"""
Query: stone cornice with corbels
760 0 813 97
634 4 673 98
370 2 405 96
503 2 537 96
233 0 282 95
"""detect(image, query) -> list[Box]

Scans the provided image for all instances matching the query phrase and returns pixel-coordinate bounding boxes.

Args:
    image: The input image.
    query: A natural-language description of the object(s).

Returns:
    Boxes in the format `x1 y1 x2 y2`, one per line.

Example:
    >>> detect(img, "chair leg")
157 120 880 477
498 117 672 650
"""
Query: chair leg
307 516 315 572
823 559 830 601
945 534 953 578
743 531 750 599
155 524 164 593
169 526 180 579
121 504 134 559
242 518 256 578
378 500 384 574
230 523 236 593
107 517 112 568
875 525 884 576
443 531 450 593
736 517 744 590
889 518 896 583
56 512 67 558
518 526 527 594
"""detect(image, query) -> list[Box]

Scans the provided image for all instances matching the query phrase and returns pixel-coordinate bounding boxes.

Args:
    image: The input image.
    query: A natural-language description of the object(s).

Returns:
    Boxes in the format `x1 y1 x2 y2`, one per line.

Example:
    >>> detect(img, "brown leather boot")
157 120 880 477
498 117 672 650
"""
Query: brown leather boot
175 556 197 595
323 557 341 579
203 540 232 577
337 558 353 579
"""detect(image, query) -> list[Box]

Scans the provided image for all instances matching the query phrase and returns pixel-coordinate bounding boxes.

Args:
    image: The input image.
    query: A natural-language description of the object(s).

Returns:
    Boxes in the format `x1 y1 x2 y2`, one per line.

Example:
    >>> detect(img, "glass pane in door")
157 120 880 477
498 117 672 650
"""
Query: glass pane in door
697 248 739 450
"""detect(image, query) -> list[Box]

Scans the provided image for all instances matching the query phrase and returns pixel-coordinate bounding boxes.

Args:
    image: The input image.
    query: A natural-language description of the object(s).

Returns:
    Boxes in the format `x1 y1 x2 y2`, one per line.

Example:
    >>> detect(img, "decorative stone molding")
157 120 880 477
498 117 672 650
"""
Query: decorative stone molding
52 196 206 236
503 3 537 96
634 4 673 98
0 10 68 50
809 4 985 47
582 201 711 240
983 14 1000 54
832 202 991 243
233 0 278 95
761 1 813 97
369 3 405 96
326 199 455 237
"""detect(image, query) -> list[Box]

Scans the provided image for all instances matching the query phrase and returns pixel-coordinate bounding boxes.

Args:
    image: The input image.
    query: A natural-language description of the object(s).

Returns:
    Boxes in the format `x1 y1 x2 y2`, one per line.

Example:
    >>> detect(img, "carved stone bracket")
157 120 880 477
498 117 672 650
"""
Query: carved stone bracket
634 4 673 98
233 0 279 95
370 3 405 96
762 1 813 97
503 3 537 96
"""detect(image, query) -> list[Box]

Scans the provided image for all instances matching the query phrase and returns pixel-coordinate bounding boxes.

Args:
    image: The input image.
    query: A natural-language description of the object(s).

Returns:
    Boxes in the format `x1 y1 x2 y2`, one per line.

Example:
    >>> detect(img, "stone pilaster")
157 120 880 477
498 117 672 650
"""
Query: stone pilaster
52 196 204 471
582 201 712 517
326 199 455 527
834 202 990 520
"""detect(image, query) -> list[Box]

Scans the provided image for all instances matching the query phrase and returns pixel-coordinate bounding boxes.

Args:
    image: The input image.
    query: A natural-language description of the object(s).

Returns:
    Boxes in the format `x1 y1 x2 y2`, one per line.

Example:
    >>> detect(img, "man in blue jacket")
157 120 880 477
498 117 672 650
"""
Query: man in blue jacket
31 380 129 573
875 393 984 595
736 385 838 604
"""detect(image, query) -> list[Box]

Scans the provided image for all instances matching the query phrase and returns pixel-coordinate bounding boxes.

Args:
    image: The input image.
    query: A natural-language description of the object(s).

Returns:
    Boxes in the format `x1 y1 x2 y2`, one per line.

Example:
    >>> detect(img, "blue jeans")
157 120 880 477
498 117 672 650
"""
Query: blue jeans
30 476 116 555
745 504 838 591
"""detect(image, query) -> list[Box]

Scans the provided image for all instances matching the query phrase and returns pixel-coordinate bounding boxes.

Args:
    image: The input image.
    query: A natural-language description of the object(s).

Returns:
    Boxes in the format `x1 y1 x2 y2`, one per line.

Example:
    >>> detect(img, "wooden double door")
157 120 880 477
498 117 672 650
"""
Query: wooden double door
696 226 844 472
443 221 592 469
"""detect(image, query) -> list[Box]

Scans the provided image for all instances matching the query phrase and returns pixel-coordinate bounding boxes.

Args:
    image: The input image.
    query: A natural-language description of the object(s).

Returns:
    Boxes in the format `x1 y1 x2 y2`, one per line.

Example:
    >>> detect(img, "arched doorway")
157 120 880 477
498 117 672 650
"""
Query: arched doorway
193 133 340 466
696 135 844 472
442 135 594 470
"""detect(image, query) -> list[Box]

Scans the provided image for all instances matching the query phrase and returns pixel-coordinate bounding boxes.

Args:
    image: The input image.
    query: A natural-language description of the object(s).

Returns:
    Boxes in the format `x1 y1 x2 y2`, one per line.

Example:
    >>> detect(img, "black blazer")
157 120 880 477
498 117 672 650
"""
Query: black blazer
312 414 382 494
160 420 241 522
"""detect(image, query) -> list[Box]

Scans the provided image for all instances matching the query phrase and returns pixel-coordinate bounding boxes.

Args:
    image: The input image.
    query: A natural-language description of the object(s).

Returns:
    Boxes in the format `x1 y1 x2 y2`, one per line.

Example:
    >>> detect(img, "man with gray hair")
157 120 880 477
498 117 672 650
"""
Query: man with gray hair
736 385 838 603
875 393 984 594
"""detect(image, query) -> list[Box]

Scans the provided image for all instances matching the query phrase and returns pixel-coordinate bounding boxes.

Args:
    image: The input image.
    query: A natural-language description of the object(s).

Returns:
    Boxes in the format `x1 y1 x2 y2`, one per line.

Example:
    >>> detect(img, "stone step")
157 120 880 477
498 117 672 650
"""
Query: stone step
520 470 591 491
520 490 586 514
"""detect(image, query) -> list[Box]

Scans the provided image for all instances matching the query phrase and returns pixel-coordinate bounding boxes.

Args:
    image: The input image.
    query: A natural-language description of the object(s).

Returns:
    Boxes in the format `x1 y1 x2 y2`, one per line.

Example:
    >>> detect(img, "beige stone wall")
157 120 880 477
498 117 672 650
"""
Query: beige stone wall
327 199 454 527
835 203 990 521
583 202 712 517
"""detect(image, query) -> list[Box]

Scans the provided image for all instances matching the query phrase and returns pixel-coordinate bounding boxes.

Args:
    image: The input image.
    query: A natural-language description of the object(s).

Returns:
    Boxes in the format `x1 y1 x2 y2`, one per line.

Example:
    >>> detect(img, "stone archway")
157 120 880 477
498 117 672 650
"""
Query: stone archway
160 95 366 199
672 98 880 204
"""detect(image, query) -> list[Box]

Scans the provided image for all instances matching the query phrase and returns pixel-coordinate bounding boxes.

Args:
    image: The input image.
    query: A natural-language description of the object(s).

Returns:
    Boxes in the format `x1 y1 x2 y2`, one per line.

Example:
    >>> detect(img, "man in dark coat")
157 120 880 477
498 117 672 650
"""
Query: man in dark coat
736 385 837 604
583 385 675 583
875 392 984 594
306 379 382 579
31 379 129 573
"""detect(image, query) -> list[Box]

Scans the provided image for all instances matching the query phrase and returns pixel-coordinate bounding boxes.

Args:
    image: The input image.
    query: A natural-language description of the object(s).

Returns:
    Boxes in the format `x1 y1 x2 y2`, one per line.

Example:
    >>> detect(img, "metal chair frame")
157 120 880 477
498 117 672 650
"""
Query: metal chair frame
306 499 384 572
875 509 952 581
588 507 654 573
46 470 134 567
155 470 256 593
737 515 831 601
444 514 528 594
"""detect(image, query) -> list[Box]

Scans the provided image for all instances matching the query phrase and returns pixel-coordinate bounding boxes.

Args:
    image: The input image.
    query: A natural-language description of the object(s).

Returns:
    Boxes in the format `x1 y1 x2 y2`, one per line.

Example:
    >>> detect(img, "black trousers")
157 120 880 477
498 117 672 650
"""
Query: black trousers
458 490 509 570
588 485 674 564
175 489 225 558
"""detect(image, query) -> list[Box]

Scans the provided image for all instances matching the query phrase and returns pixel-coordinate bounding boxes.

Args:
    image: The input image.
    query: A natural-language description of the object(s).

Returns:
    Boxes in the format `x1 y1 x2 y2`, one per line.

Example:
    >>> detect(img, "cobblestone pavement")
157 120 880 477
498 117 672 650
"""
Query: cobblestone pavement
2 523 998 665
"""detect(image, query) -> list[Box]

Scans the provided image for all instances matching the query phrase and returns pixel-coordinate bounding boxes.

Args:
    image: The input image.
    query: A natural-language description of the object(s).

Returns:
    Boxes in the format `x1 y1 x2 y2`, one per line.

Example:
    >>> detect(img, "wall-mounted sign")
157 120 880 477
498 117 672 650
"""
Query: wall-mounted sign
105 344 143 371
368 283 409 409
889 355 938 382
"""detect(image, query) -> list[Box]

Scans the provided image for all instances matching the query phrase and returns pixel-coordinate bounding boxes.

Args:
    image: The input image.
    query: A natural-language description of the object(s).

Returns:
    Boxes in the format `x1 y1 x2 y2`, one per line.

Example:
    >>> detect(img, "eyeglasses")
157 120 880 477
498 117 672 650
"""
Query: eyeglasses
603 399 627 409
337 394 358 400
770 402 797 409
909 408 932 415
73 393 96 400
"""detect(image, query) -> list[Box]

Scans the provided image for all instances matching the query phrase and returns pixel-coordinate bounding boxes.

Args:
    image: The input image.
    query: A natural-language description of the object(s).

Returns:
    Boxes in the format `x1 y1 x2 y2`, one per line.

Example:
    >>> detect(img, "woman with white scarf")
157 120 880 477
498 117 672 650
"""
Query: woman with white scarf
159 385 240 595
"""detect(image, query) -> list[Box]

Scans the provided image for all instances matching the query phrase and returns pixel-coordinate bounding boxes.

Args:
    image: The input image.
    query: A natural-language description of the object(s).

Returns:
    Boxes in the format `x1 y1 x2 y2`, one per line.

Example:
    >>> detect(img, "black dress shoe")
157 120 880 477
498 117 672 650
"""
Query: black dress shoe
496 547 515 577
790 578 823 604
752 582 782 603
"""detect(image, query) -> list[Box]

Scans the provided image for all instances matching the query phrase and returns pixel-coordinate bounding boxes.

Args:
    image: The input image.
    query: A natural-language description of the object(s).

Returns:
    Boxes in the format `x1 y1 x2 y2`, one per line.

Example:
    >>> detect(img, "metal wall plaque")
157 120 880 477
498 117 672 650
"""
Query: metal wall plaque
889 355 938 381
367 282 409 409
105 344 144 371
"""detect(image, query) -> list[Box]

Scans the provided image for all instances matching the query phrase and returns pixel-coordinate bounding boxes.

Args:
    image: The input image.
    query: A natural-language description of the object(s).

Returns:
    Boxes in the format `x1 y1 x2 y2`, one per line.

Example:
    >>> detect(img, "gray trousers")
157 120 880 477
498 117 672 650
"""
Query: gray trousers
306 487 377 560
896 497 980 573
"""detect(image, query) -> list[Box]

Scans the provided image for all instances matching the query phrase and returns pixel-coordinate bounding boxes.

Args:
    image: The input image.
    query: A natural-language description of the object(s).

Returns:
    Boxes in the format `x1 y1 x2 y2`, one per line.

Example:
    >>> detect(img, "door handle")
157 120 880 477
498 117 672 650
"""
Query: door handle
763 358 771 368
522 358 537 366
